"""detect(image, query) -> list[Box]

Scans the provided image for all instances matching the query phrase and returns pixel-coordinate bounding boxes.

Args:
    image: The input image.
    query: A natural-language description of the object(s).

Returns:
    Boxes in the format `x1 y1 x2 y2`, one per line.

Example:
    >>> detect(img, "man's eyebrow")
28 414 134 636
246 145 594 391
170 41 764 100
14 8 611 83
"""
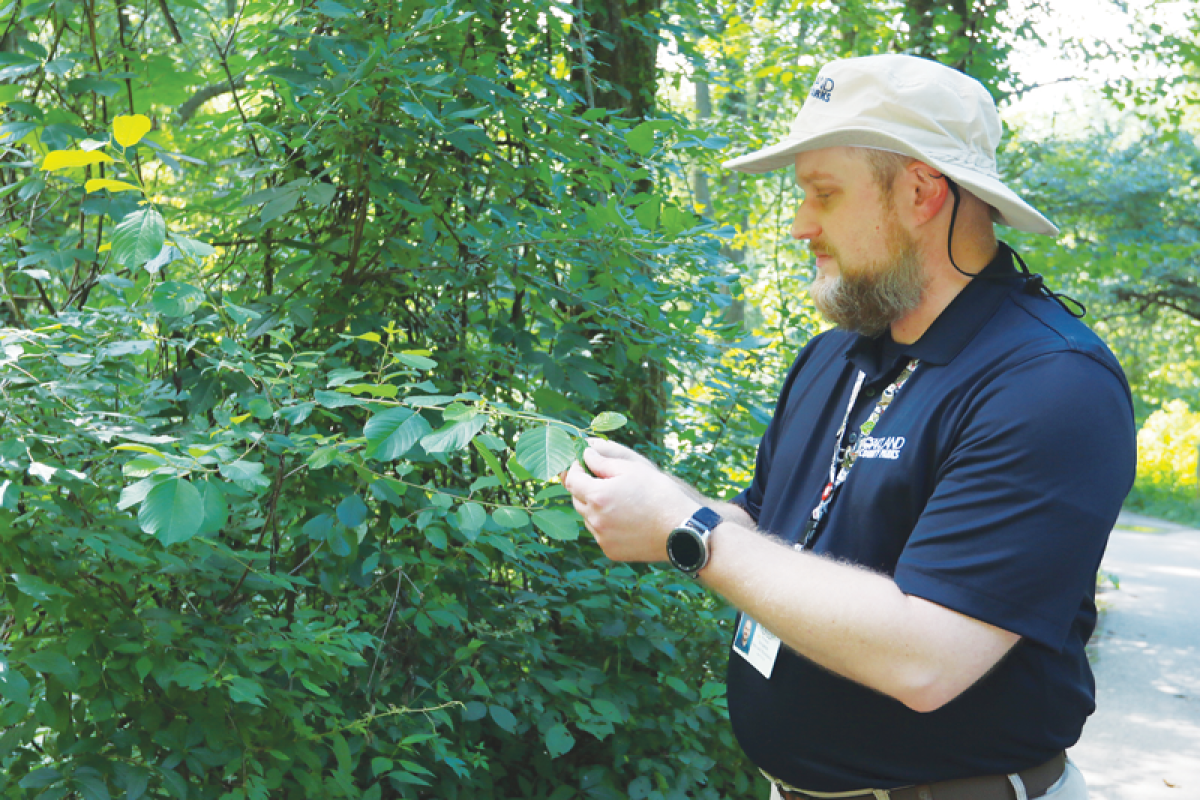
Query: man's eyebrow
796 170 840 184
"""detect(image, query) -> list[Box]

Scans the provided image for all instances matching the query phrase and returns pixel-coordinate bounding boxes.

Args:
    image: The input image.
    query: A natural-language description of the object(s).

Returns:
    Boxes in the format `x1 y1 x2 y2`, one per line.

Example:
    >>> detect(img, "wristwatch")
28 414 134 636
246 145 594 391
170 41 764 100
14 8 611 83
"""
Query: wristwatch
666 507 723 576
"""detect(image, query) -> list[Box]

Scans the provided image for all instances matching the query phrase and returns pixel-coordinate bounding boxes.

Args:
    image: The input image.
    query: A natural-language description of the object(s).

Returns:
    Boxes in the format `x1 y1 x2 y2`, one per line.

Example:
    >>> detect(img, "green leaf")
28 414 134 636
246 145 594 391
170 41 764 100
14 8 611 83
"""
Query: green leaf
316 0 352 16
260 189 300 223
424 525 447 549
0 479 18 510
442 402 478 422
227 676 267 707
364 407 431 461
151 281 205 317
218 460 271 491
515 426 576 481
196 480 228 535
171 235 216 262
472 438 509 486
421 415 487 454
532 508 580 541
456 502 486 534
589 411 628 433
332 733 352 774
111 208 166 268
279 401 315 425
12 573 73 601
387 771 431 787
633 198 660 230
144 243 174 274
159 769 187 799
545 723 575 758
138 478 204 545
300 676 330 697
0 665 31 708
116 765 150 800
337 494 368 527
24 648 75 676
625 121 655 156
395 352 437 370
118 474 169 510
491 507 528 529
314 389 367 408
302 513 335 541
489 704 518 733
18 768 62 789
78 773 112 798
506 453 534 481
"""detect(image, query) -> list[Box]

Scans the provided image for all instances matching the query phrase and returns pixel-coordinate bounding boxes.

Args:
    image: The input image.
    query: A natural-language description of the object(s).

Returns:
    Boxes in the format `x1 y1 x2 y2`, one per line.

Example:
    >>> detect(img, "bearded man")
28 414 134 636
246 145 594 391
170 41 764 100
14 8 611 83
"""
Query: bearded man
564 54 1135 800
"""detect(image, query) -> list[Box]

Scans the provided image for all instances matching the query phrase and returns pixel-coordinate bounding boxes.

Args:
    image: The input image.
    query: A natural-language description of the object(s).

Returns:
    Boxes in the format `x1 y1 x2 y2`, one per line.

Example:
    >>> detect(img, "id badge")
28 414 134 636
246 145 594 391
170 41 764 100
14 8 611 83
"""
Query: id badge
732 613 781 679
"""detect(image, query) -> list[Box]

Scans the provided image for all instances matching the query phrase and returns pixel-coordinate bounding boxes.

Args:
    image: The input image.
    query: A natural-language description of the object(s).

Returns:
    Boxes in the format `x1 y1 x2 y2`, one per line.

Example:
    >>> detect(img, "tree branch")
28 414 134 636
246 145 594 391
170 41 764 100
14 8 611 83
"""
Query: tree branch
156 0 184 43
178 75 247 123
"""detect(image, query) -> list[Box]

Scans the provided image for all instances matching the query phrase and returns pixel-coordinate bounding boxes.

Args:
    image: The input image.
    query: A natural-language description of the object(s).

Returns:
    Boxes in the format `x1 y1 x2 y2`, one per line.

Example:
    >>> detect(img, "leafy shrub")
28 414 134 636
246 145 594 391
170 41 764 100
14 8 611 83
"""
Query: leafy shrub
1124 399 1200 524
1 307 751 799
0 0 765 793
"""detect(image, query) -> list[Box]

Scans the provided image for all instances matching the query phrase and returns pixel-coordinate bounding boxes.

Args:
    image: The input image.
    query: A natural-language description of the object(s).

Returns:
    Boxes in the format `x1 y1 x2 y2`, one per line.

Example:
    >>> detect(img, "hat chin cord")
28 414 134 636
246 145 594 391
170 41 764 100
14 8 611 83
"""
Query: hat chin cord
939 176 1086 319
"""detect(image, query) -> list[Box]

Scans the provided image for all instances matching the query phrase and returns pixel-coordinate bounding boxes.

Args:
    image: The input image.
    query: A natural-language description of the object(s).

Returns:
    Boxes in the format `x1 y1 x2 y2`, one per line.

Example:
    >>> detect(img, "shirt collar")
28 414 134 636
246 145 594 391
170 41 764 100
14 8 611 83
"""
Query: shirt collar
846 243 1022 379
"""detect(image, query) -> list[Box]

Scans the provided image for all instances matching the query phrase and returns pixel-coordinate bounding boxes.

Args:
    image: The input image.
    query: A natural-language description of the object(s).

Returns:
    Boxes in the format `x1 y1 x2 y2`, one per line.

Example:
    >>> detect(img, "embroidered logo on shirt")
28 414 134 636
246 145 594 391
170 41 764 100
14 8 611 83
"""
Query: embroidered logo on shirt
857 435 906 460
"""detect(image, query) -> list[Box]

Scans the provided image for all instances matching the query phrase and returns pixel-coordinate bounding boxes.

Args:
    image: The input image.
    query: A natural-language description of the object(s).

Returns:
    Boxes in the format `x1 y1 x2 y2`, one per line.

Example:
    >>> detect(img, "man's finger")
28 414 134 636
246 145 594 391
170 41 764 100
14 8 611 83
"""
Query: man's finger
582 447 631 479
563 460 600 495
587 438 637 458
587 437 656 468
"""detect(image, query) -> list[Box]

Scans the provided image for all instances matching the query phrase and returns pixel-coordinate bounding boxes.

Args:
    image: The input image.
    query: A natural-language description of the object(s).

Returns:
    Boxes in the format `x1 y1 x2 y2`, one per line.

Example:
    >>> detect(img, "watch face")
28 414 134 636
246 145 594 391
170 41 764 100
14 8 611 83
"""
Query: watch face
669 528 703 571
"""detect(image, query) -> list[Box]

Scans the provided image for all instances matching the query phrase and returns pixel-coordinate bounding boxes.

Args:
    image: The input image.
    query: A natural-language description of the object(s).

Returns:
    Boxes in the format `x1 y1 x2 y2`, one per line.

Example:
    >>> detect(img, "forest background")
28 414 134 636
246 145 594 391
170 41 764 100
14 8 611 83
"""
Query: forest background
2 0 1200 798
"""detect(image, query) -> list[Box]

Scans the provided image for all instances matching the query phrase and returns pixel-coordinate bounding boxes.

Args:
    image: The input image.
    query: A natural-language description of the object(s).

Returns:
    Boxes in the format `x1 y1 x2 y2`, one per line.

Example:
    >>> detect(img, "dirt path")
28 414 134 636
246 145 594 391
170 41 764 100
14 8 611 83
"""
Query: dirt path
1068 511 1200 799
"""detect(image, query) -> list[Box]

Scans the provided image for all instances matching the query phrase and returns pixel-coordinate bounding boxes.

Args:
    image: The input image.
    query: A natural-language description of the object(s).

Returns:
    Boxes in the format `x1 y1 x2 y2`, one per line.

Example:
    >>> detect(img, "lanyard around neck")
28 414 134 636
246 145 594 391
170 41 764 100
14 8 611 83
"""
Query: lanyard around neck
798 358 919 550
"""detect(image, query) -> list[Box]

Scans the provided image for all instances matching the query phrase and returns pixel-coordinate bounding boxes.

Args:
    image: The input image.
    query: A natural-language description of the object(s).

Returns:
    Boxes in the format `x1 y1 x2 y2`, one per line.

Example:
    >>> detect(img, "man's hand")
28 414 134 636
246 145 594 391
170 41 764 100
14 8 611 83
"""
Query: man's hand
562 439 696 562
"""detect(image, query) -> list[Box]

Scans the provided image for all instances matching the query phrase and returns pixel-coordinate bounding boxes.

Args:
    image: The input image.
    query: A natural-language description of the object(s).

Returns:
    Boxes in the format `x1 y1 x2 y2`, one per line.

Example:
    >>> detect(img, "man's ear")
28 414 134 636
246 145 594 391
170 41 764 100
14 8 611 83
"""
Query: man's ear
904 161 951 226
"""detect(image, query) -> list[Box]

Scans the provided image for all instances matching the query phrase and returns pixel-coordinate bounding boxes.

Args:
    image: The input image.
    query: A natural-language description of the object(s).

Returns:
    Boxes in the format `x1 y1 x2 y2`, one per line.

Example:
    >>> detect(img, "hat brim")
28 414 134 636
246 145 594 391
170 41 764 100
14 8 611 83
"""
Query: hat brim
722 128 1059 237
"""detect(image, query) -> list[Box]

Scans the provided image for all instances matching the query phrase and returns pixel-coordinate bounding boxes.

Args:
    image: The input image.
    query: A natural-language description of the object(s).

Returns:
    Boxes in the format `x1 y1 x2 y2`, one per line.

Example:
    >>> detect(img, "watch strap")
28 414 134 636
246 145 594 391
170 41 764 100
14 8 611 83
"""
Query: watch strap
687 506 722 533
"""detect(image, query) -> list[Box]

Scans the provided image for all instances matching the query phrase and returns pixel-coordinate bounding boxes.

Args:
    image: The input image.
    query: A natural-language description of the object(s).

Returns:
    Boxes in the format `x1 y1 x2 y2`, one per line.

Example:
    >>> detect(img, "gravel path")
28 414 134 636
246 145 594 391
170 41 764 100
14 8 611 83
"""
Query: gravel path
1068 511 1200 799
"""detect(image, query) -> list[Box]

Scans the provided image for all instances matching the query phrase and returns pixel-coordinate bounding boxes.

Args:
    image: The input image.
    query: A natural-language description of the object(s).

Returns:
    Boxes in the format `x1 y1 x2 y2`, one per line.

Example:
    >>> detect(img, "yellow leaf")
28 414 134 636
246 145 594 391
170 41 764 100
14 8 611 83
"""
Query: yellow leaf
98 243 112 252
113 114 152 148
85 178 140 193
231 413 252 424
41 150 115 171
111 444 167 456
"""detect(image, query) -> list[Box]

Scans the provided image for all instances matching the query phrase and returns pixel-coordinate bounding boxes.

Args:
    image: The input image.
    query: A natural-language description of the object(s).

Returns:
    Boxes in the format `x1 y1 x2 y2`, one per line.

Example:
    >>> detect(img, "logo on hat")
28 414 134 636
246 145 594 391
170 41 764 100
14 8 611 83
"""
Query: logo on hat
810 77 835 103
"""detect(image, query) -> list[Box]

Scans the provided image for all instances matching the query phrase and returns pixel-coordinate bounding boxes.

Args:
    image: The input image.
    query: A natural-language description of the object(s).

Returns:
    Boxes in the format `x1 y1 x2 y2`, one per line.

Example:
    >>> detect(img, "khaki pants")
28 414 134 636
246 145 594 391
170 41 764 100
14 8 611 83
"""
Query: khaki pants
767 757 1089 800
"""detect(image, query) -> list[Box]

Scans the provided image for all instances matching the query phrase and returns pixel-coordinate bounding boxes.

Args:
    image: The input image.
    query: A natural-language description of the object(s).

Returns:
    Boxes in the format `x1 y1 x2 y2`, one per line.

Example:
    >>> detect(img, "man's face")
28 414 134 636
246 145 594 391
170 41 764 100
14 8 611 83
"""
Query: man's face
791 148 927 337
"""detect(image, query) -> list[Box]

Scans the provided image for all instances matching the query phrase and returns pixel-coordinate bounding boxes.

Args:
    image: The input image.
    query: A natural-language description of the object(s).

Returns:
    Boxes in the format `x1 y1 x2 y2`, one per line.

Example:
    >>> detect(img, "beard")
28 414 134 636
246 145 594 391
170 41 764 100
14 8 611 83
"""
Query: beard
808 225 926 338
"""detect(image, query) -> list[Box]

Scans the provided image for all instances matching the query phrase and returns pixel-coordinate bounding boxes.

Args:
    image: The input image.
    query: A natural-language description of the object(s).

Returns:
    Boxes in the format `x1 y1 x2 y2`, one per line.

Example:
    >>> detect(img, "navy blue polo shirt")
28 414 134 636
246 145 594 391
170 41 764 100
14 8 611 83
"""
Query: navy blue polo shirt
726 245 1137 791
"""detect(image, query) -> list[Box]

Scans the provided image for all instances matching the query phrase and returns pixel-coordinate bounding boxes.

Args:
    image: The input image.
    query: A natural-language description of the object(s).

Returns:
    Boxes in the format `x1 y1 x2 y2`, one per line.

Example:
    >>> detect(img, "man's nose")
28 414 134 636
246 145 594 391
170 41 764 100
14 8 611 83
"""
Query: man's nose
791 200 818 241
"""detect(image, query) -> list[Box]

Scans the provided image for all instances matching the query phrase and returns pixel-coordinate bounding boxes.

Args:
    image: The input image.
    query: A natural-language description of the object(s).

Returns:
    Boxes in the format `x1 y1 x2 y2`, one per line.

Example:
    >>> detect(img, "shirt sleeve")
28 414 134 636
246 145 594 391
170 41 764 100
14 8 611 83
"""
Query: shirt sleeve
893 351 1136 652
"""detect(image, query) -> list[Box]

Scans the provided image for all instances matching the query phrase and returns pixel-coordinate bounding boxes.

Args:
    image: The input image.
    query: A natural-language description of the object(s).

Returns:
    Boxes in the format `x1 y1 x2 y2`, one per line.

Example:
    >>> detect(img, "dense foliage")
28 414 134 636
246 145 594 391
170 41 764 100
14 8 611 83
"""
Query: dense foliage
4 0 1200 797
1 0 758 797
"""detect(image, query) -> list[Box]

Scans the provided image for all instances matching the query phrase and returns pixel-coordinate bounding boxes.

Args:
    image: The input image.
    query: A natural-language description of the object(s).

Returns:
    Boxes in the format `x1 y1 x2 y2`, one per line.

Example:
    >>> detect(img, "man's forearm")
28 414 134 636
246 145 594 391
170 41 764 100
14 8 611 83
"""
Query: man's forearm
698 520 1019 713
563 441 1017 712
668 477 756 529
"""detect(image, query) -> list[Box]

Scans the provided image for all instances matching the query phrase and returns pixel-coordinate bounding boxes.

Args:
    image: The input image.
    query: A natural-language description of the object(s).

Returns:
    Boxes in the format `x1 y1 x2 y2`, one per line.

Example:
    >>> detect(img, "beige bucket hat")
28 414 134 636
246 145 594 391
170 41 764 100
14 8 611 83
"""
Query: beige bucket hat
722 54 1058 236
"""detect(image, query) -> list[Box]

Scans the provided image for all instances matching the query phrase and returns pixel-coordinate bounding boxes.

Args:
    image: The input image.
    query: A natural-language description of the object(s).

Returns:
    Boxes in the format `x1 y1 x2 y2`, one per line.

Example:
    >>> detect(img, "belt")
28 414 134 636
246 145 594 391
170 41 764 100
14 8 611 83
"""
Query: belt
772 752 1067 800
